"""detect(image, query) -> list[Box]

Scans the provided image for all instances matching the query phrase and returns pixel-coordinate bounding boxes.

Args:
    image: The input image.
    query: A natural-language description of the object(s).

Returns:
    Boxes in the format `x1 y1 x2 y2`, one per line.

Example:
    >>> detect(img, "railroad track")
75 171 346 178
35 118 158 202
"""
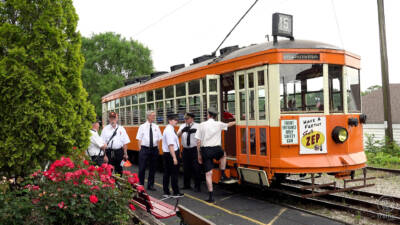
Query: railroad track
275 180 400 223
367 166 400 175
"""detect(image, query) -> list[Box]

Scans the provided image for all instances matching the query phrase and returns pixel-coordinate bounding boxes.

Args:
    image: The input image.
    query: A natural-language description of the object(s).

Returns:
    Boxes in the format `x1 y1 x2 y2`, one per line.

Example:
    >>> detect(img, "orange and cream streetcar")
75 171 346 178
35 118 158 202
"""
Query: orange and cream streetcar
102 13 371 194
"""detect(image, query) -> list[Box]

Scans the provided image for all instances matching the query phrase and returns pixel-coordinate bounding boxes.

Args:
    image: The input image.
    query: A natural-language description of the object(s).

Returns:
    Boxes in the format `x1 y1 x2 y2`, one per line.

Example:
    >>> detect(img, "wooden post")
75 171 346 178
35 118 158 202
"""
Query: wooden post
377 0 393 143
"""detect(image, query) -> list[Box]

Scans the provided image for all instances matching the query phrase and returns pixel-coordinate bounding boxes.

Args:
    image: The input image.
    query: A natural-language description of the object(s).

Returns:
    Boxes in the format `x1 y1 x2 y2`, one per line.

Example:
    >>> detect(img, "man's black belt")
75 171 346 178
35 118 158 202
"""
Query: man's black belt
183 146 197 150
141 146 157 150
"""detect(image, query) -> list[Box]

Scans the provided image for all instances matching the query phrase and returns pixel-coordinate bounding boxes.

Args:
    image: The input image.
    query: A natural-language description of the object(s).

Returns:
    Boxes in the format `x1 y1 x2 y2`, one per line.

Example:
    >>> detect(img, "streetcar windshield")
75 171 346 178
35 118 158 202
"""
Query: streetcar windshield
347 67 361 112
280 64 323 113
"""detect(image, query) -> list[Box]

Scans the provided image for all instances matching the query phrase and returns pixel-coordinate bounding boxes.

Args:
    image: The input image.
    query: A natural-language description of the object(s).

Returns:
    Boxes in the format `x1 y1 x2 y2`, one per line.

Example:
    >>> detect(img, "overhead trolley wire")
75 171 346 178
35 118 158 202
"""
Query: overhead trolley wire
212 0 259 56
134 0 193 37
330 0 345 49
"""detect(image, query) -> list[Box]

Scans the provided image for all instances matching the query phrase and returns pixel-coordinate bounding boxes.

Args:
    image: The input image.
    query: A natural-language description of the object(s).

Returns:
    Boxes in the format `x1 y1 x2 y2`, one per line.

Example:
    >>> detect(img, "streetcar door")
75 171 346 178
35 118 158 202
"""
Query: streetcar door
221 73 237 157
234 66 270 168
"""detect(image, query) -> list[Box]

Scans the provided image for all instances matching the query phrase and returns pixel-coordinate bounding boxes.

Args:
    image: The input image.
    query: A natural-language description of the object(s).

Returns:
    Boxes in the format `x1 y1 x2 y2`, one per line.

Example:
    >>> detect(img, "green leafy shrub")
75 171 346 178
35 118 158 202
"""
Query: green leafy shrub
0 0 95 177
0 157 142 225
365 134 400 169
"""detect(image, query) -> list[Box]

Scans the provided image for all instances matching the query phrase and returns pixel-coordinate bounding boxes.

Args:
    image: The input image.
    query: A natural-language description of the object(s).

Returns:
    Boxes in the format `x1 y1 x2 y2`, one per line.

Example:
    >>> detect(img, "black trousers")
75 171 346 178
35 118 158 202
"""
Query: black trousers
162 151 180 195
106 148 124 175
182 147 201 188
139 146 158 187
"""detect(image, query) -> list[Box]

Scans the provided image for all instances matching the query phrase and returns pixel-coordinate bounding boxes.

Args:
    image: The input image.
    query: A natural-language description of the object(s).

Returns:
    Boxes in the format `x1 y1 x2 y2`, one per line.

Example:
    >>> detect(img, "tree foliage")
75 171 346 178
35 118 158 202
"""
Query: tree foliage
361 85 381 96
81 32 153 117
0 0 95 177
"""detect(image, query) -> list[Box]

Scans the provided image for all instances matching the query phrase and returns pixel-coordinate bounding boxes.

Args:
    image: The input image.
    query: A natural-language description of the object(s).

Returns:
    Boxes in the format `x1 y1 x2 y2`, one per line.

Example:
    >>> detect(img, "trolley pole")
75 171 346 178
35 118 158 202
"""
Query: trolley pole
377 0 393 143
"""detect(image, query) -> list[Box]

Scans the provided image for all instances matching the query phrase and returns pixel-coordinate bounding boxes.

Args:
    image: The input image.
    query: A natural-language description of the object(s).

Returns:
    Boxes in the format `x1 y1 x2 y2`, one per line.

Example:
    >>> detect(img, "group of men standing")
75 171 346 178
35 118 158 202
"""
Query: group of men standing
87 107 235 203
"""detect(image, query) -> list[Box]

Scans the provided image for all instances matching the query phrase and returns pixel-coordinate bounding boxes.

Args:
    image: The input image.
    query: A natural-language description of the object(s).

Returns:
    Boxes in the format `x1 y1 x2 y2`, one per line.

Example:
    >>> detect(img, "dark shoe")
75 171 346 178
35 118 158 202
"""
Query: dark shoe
205 197 215 203
194 186 201 192
181 186 191 190
147 186 156 191
162 193 171 198
172 193 184 198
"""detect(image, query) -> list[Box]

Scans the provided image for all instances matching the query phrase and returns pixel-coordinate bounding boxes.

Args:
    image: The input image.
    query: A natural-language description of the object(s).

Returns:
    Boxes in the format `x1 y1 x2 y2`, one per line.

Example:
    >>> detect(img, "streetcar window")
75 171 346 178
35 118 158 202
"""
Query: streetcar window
260 128 267 155
329 65 343 112
120 108 125 125
165 99 174 115
139 93 145 103
249 90 255 120
132 106 139 125
110 100 115 110
188 80 200 95
202 79 206 93
241 128 246 154
107 101 111 111
227 90 235 116
147 103 154 111
132 95 138 104
155 89 163 100
280 64 323 113
126 96 131 105
120 97 125 107
209 79 217 92
239 92 246 120
239 75 245 89
139 104 146 123
189 96 201 123
147 91 154 102
248 73 254 88
210 95 218 110
250 128 256 155
126 107 132 125
176 98 186 123
258 70 265 86
347 67 361 112
115 98 120 108
165 86 174 99
202 94 207 121
176 83 186 97
156 101 164 124
258 89 266 120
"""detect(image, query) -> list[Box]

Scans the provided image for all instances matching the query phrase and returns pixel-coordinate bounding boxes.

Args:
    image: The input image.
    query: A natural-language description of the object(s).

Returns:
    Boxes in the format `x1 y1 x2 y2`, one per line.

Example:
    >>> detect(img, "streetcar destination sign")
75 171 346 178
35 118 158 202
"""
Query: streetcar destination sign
283 53 320 61
281 119 298 145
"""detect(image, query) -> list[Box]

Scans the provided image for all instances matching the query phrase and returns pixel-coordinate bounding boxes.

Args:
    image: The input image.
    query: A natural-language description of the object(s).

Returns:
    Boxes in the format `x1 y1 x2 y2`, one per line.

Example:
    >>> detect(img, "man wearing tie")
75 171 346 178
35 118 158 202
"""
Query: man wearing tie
177 112 201 192
136 111 162 191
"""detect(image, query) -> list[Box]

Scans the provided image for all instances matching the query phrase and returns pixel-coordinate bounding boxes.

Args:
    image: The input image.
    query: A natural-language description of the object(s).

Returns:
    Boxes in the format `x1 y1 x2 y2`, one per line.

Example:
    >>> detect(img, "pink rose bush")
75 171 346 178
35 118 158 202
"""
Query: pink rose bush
1 157 140 225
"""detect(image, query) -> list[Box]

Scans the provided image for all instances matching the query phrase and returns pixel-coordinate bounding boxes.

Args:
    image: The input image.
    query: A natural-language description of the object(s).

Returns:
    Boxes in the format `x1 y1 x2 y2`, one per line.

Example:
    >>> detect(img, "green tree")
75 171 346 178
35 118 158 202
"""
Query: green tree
361 85 381 96
81 32 153 117
0 0 95 177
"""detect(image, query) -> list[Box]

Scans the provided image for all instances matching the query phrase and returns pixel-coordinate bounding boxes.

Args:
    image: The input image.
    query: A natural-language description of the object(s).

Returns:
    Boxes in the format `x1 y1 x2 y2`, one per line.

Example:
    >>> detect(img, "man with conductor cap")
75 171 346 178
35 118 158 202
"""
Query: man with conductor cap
162 113 183 198
195 107 235 203
177 112 201 192
101 111 130 175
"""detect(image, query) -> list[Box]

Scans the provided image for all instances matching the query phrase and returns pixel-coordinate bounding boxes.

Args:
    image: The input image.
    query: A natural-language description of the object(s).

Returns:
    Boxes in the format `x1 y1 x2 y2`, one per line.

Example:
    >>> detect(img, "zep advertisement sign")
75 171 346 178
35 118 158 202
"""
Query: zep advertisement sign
299 117 327 154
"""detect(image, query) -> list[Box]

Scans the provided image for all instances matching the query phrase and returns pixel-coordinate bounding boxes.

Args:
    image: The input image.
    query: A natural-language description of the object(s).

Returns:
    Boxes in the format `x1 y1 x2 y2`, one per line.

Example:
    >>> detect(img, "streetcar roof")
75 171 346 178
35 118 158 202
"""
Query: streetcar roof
103 40 342 99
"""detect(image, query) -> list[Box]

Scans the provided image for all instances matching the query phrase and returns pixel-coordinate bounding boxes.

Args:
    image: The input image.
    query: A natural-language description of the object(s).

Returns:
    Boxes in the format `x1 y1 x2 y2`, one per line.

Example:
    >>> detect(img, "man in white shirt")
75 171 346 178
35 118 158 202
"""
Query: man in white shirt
87 121 107 166
177 112 201 192
136 111 162 191
162 113 183 198
101 112 130 175
195 107 235 203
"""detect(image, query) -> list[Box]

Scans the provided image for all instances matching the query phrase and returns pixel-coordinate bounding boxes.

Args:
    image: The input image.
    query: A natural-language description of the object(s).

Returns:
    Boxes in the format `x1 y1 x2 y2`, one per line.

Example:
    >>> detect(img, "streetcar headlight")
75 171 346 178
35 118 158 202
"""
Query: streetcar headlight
332 126 348 143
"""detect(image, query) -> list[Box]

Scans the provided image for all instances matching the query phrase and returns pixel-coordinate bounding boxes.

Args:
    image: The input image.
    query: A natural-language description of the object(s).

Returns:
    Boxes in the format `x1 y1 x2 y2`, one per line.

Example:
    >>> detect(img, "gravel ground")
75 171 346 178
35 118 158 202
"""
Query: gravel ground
284 169 400 224
287 169 400 198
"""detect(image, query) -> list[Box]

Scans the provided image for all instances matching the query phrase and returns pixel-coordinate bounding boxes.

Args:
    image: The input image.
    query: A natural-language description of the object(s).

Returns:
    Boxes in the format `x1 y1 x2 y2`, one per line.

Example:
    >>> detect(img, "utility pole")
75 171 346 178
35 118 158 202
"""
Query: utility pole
377 0 393 143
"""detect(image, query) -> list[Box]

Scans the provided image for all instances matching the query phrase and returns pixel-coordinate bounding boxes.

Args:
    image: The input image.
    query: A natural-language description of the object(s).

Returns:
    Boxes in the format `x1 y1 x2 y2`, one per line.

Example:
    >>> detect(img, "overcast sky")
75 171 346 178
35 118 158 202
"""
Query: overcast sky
74 0 400 91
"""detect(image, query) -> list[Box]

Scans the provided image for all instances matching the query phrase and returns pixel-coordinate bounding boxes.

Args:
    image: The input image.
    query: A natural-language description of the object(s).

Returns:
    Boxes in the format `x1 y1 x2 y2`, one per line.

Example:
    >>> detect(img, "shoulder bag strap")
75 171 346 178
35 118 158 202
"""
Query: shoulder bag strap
107 126 119 146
